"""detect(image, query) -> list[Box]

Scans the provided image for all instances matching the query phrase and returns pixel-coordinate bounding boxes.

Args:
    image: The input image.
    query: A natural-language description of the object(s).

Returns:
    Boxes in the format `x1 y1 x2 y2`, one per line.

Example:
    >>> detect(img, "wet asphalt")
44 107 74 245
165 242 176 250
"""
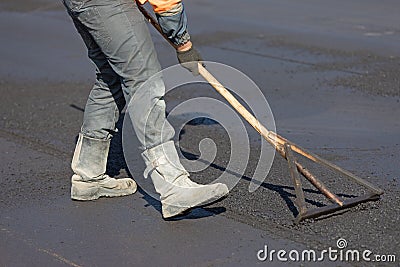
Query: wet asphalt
0 0 399 266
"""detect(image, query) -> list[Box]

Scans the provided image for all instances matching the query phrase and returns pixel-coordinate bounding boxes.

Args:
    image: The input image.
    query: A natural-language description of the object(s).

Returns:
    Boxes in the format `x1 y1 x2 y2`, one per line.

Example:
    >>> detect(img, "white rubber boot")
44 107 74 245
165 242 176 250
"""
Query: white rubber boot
142 141 229 218
71 133 137 200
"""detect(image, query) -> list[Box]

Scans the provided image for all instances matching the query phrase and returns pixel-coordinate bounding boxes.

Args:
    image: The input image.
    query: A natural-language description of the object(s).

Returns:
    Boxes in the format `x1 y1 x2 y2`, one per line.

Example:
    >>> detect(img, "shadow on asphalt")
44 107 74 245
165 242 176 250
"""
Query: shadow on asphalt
138 187 227 220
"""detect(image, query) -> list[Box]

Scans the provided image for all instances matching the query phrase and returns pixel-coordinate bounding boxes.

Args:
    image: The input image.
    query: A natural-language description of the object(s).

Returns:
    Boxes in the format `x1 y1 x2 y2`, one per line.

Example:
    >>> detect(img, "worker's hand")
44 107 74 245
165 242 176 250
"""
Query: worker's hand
176 42 203 76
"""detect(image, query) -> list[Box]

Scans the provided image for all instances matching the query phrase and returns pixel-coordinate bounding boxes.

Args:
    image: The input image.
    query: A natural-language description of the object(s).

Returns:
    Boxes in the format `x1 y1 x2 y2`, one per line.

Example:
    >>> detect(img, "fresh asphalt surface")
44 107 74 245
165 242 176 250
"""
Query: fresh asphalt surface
0 0 399 266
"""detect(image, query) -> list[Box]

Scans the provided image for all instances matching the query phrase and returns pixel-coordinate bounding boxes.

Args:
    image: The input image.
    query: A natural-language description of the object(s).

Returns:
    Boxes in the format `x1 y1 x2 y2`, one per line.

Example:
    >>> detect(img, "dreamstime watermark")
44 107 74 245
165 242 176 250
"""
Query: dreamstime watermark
122 62 276 202
257 238 396 263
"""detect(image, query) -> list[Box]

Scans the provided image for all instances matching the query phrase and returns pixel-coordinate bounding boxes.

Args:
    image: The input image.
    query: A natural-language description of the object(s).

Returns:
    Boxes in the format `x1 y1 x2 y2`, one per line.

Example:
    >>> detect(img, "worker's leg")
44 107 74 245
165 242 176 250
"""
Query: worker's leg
65 10 136 200
66 0 174 148
65 0 228 215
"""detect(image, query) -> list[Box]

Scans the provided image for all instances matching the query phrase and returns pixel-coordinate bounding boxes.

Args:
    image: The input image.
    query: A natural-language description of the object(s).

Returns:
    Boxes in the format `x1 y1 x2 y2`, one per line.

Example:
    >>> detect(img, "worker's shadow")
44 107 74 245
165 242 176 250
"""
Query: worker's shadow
137 187 227 220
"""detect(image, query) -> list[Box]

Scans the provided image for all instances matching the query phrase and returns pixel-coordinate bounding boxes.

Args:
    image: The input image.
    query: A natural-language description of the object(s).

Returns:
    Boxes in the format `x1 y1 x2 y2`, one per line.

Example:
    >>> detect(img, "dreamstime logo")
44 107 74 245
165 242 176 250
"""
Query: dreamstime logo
122 62 276 201
336 238 347 249
257 238 396 263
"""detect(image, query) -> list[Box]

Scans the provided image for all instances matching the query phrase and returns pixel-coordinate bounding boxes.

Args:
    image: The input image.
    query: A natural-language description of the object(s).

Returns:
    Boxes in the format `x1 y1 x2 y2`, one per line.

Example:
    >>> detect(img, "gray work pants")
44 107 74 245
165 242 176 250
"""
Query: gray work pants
63 0 175 149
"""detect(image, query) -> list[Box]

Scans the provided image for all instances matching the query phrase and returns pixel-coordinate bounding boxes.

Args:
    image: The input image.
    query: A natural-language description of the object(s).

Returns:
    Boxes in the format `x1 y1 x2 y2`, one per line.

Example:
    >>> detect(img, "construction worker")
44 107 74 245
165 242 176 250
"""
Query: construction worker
62 0 229 218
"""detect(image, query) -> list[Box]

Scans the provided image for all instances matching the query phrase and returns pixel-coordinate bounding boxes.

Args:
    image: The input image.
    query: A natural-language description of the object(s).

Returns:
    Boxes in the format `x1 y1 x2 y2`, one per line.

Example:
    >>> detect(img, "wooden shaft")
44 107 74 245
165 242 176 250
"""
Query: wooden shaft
296 162 344 206
198 64 278 146
276 144 343 206
137 4 179 49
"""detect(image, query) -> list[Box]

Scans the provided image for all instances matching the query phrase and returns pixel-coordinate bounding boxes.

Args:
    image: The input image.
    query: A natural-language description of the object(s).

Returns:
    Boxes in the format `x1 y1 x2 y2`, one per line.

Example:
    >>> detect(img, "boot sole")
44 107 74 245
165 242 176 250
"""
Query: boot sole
71 184 137 201
163 193 229 219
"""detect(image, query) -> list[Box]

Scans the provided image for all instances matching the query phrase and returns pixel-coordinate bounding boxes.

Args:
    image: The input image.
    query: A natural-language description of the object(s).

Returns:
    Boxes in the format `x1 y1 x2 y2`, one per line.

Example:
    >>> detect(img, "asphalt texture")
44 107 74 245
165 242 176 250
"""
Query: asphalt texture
1 0 399 266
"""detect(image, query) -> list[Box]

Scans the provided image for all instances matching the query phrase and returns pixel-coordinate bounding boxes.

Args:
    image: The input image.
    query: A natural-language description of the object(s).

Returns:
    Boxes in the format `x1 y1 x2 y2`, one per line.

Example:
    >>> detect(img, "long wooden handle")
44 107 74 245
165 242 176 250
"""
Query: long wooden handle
199 63 345 206
138 4 178 49
198 64 280 148
199 63 382 195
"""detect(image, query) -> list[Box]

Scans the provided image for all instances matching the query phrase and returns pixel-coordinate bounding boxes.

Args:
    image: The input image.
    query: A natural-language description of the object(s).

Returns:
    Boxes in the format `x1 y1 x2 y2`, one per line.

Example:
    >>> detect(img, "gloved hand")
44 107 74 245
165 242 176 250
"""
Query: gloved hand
176 46 203 76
